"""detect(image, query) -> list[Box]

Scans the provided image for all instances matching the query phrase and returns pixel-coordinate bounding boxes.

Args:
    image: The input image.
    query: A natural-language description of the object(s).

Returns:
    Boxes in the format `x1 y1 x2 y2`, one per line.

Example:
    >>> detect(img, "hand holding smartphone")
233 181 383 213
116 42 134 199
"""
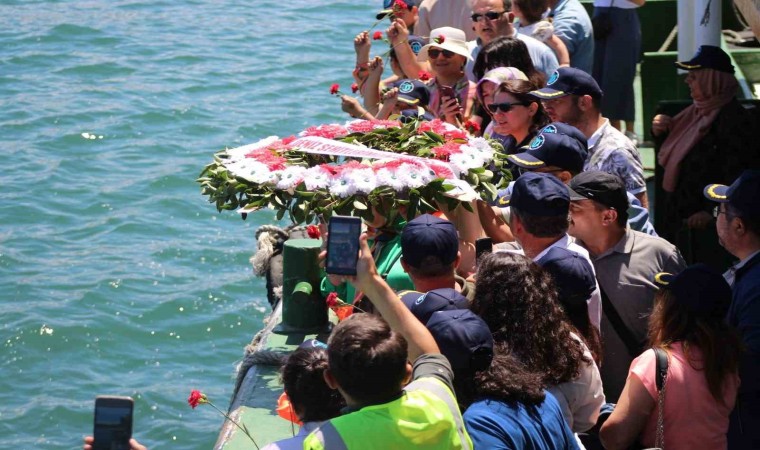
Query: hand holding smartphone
93 396 133 450
325 216 362 276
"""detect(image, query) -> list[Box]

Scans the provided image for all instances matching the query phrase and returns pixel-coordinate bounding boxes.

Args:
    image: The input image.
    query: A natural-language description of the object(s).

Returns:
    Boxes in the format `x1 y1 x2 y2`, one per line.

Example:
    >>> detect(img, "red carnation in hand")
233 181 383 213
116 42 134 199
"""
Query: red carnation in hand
464 120 481 134
306 225 321 239
372 31 383 40
433 35 445 44
393 0 408 10
326 292 339 308
330 83 340 95
187 390 208 409
351 82 359 93
418 70 432 81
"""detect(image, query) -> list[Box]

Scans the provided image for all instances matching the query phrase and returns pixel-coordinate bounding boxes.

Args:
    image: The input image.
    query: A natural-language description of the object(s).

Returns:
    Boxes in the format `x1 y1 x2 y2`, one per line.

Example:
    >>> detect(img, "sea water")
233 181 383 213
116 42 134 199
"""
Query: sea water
0 1 378 447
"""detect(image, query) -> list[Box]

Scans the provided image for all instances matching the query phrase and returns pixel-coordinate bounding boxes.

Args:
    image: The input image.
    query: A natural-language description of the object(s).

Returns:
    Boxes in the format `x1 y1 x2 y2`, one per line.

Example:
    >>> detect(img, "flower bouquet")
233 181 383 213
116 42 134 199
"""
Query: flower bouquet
198 118 510 224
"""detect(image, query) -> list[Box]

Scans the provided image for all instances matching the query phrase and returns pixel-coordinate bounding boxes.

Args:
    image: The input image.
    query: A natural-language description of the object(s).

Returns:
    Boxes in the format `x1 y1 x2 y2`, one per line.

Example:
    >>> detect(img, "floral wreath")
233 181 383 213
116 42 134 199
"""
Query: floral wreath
198 118 510 224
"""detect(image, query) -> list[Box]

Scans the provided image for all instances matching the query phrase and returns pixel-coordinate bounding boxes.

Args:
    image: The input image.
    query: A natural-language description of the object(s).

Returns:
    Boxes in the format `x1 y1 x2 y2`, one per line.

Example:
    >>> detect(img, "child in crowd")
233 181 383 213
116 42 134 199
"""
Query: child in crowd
262 340 344 450
512 0 570 67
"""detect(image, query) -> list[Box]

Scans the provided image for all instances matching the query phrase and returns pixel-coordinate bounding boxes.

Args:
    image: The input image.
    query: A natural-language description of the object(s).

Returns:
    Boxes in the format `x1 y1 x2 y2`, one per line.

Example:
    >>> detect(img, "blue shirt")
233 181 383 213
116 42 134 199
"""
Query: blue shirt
627 192 657 236
549 0 594 74
463 392 580 450
727 251 760 396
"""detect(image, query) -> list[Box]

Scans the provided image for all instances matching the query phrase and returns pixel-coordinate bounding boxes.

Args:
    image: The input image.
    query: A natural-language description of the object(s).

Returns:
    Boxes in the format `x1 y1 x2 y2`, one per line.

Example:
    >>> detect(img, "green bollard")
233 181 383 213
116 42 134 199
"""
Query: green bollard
274 238 332 335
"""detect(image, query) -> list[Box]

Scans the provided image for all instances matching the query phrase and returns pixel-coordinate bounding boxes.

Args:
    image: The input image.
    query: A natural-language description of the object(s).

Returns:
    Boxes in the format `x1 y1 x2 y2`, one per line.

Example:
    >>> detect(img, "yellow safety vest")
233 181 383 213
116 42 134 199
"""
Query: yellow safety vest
303 377 472 450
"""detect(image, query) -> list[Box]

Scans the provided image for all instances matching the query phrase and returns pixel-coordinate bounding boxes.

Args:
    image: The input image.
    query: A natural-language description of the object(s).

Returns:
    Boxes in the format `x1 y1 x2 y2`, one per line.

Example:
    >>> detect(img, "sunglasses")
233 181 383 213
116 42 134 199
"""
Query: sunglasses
471 11 504 22
428 48 456 59
487 101 531 113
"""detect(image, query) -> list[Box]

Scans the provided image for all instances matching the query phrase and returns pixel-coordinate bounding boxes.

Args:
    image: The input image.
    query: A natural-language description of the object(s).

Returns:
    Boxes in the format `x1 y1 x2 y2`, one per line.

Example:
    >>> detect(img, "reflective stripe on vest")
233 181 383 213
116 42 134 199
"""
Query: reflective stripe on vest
411 378 472 450
303 421 347 450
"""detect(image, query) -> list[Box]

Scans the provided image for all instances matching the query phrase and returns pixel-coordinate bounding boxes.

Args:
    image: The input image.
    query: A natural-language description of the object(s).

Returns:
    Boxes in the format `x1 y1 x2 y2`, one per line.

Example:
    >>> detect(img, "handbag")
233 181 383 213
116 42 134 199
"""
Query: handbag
592 0 615 41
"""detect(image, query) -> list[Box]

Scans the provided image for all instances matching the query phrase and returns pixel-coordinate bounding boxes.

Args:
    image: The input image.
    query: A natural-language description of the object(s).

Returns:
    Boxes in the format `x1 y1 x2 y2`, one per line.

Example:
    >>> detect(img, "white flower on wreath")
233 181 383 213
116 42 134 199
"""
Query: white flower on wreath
330 174 358 198
345 168 377 194
276 166 307 190
226 160 279 185
449 151 485 174
396 163 430 188
462 140 494 162
375 168 406 192
303 166 333 190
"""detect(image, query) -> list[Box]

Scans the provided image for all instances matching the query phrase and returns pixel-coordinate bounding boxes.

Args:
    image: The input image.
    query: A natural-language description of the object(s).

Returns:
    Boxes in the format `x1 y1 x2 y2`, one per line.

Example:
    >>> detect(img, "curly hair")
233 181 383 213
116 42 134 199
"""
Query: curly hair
281 346 345 422
473 37 545 89
649 289 742 405
454 341 546 410
472 252 589 386
494 79 550 134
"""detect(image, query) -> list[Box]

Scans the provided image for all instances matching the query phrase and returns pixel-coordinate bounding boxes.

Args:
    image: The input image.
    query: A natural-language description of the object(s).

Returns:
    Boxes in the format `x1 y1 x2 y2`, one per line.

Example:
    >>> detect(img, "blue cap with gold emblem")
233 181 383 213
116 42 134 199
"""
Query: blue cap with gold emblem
653 264 732 318
675 45 734 74
390 78 431 106
530 67 603 100
704 170 760 220
506 125 588 175
509 172 570 217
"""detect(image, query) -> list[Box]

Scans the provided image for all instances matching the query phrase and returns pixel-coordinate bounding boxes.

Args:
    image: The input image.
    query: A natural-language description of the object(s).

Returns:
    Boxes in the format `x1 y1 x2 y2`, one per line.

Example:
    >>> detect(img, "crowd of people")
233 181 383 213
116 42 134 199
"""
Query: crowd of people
86 1 760 449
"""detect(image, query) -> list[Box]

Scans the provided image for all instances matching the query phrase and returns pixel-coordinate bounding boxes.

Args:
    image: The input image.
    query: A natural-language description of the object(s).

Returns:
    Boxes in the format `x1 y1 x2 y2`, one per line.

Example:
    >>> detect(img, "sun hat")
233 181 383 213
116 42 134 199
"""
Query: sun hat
417 27 471 62
476 67 529 104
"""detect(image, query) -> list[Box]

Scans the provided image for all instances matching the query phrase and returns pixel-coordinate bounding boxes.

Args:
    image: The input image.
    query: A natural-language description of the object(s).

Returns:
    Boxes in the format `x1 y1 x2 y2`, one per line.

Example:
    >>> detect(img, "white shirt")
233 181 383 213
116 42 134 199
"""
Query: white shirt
592 0 640 9
261 421 323 450
724 249 760 287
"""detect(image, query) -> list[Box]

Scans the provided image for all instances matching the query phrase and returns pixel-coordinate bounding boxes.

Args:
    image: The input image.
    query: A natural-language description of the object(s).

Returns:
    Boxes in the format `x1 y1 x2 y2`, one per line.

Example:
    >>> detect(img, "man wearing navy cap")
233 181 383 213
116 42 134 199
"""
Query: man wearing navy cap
532 67 648 209
376 0 420 34
495 172 602 330
568 170 685 402
400 214 475 301
704 170 760 448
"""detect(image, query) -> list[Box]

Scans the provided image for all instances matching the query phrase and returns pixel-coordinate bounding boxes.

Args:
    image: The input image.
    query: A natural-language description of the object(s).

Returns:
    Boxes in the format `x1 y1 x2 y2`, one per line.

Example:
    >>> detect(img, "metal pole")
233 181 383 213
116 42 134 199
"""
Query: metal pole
678 0 696 63
695 0 722 47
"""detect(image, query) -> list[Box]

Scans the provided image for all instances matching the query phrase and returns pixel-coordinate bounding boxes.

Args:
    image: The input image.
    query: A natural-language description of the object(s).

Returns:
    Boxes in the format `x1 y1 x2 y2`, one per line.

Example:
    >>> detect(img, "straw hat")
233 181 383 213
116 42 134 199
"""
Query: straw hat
417 27 471 62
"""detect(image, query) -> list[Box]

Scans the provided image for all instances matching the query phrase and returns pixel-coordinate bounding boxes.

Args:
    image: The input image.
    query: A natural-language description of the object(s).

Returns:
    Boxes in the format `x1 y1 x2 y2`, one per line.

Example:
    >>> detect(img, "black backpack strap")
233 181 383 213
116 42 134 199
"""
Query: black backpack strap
599 285 646 357
654 347 669 391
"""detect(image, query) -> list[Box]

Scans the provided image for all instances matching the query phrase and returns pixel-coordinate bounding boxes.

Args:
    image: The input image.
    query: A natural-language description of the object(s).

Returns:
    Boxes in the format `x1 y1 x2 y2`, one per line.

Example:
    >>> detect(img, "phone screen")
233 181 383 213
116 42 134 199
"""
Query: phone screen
475 237 493 261
325 217 362 276
94 397 133 450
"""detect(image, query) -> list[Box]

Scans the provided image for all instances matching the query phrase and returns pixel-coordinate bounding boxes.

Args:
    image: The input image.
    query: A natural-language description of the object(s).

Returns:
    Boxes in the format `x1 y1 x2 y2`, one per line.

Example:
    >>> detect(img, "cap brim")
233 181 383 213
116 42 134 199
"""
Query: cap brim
567 186 589 201
653 272 675 289
376 9 392 19
530 88 569 99
397 96 420 105
506 152 546 169
703 183 730 202
674 60 701 70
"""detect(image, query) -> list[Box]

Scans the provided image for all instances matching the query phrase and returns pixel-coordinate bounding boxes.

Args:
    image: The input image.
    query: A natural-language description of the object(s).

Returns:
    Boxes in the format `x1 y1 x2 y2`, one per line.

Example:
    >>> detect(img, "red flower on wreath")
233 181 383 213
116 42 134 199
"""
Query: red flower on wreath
418 70 432 81
330 83 340 95
281 135 296 145
373 31 383 40
306 225 321 239
433 35 445 44
431 142 463 160
464 120 481 134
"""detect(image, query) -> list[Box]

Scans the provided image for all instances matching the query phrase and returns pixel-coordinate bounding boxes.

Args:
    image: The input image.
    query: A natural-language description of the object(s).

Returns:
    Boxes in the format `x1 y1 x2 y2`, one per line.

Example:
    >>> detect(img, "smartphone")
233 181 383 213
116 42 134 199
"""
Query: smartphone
475 237 493 261
325 216 362 276
93 396 133 450
438 85 457 102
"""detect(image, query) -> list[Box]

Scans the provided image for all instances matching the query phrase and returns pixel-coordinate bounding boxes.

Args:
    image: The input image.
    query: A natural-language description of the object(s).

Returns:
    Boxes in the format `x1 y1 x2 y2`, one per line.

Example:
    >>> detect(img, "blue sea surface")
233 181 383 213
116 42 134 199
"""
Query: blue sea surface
0 1 378 447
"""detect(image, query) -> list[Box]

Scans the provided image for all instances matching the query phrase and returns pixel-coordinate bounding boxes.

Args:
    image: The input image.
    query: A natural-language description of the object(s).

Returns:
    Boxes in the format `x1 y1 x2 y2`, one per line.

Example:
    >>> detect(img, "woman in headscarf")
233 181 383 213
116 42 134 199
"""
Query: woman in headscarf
653 45 760 265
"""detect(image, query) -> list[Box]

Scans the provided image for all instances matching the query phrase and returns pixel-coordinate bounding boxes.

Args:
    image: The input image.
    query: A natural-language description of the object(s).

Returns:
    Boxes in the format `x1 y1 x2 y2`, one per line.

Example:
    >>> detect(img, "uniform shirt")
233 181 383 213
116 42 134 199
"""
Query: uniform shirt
416 0 476 42
465 30 559 82
549 0 594 74
581 229 686 402
586 119 646 196
463 391 580 450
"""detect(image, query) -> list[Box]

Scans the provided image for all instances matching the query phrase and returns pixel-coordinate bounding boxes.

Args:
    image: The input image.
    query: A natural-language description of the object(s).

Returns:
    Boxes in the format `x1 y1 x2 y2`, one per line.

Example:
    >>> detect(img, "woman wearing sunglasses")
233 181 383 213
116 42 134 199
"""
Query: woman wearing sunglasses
416 27 476 126
485 79 549 154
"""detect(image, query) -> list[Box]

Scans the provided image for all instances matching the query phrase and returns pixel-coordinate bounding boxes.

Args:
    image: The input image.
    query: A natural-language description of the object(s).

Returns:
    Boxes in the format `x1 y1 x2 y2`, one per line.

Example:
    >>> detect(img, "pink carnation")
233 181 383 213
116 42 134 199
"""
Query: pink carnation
346 120 401 134
300 124 349 140
431 142 463 160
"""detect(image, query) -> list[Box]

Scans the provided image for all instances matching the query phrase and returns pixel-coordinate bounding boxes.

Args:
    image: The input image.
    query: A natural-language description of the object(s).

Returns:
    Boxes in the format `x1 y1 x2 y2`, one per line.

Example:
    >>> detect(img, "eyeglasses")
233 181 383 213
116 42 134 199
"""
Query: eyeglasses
486 101 530 113
713 206 731 219
428 48 455 59
471 11 504 22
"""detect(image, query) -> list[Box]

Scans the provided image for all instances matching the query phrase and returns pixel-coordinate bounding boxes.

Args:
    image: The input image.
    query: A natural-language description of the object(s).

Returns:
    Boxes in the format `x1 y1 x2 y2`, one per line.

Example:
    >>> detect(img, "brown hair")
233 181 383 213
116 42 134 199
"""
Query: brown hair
472 252 589 386
513 0 548 24
281 346 345 422
648 289 742 404
494 79 550 134
327 313 409 405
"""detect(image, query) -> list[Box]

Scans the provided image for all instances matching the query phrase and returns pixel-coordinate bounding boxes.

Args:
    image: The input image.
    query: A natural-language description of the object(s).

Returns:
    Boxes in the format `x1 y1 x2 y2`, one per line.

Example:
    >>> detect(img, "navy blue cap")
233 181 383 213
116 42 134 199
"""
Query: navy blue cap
390 79 431 106
537 246 596 309
568 170 629 212
531 67 603 99
506 131 588 174
675 45 734 74
399 288 470 324
426 309 494 372
653 264 732 318
509 172 570 217
377 0 420 20
704 170 760 220
401 214 459 267
538 122 588 148
399 109 435 123
298 339 328 350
